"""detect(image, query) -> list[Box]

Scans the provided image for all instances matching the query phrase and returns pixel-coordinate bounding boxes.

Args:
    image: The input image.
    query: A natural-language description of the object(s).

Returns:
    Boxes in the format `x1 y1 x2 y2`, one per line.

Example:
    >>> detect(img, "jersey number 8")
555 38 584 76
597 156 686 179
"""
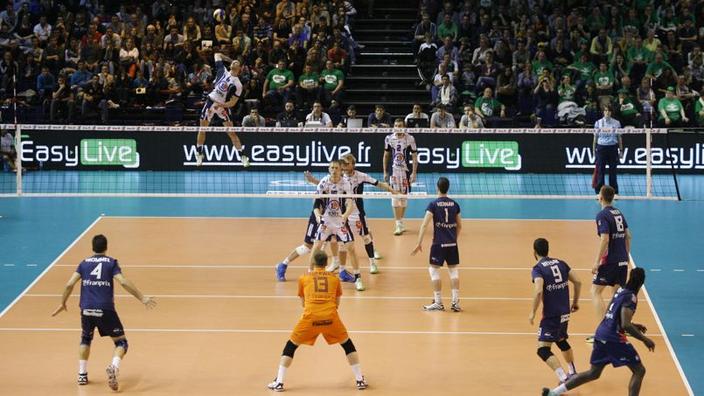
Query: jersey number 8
614 215 625 232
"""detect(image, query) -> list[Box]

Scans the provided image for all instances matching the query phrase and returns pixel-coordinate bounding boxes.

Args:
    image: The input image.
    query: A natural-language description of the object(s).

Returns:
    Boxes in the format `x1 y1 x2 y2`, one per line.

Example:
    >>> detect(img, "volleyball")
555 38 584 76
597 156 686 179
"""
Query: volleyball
213 9 226 22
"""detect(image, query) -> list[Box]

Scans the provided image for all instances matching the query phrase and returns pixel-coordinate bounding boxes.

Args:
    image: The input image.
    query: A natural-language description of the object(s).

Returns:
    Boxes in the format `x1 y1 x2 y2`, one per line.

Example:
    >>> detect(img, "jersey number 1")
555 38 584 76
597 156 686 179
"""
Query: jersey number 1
90 263 103 280
444 208 449 223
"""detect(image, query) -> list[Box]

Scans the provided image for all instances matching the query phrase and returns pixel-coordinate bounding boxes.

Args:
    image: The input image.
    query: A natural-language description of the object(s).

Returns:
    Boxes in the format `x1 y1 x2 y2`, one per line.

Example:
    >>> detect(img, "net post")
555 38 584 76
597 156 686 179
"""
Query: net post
14 123 21 195
645 127 652 198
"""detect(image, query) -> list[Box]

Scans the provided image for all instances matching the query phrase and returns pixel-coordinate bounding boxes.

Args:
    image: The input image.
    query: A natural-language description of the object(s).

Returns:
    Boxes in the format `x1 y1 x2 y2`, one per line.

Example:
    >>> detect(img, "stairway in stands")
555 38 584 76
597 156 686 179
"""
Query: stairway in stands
347 1 424 121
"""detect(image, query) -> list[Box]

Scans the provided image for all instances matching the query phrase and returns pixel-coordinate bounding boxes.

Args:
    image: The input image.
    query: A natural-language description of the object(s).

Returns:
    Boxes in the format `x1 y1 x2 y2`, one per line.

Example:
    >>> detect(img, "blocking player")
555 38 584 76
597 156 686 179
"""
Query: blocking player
592 185 632 324
267 250 368 392
383 118 418 236
411 177 462 312
529 238 582 384
196 52 250 167
542 268 654 396
310 160 356 273
51 234 156 391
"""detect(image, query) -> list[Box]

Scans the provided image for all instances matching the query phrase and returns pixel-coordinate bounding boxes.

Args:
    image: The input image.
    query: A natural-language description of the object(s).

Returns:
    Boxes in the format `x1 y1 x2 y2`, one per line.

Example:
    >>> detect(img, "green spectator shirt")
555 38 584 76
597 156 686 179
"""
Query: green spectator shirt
617 97 639 117
299 72 319 89
569 60 595 81
593 69 615 87
558 84 577 103
532 59 554 76
474 97 502 117
658 97 683 121
437 22 458 40
266 68 294 90
695 98 704 125
626 46 652 64
321 68 344 91
646 60 674 79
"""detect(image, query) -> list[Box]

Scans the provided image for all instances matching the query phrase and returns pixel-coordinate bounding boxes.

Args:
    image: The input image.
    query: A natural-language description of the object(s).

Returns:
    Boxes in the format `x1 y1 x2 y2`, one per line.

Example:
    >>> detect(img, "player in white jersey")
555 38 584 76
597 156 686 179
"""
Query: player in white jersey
383 119 418 235
310 161 356 273
196 52 250 167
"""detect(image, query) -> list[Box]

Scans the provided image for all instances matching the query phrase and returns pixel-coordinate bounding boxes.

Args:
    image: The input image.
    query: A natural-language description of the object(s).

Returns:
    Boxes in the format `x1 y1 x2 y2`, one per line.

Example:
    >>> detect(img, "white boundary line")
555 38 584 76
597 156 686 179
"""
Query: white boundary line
0 327 656 337
98 215 595 222
52 264 595 271
631 254 694 395
0 216 103 319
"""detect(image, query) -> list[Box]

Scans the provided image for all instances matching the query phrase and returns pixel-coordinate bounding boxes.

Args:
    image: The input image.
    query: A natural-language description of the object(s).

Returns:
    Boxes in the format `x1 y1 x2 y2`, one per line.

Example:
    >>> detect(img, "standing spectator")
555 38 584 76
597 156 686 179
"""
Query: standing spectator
304 101 333 126
263 59 294 111
296 63 320 109
417 33 437 88
276 100 299 127
593 105 623 195
319 60 344 107
657 86 689 127
367 104 391 128
459 105 485 128
430 104 456 128
242 107 267 127
50 75 74 122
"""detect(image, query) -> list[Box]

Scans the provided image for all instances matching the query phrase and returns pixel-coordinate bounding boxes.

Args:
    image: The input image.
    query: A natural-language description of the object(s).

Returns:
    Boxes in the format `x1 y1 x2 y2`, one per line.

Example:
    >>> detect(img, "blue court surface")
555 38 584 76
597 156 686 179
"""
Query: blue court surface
0 172 701 395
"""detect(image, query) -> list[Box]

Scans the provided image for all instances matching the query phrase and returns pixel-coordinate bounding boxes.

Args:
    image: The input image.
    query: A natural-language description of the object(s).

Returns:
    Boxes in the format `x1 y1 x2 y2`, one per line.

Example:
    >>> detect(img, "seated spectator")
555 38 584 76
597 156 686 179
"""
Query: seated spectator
253 17 273 46
657 86 689 127
436 36 458 65
474 87 506 126
232 30 252 59
590 28 613 64
263 59 295 112
304 101 333 127
319 60 344 107
675 75 698 113
296 63 320 109
593 62 615 98
242 107 267 127
437 13 458 42
119 39 139 78
0 129 16 172
645 52 677 92
163 26 185 49
337 104 361 128
566 53 595 92
50 75 74 122
533 75 556 127
36 66 55 102
431 74 457 110
215 19 232 45
33 16 51 44
327 41 347 70
276 100 300 127
459 105 485 128
414 13 436 45
430 104 456 128
476 51 500 92
637 79 657 124
614 88 643 127
495 67 516 108
367 104 391 128
695 95 704 126
404 104 429 128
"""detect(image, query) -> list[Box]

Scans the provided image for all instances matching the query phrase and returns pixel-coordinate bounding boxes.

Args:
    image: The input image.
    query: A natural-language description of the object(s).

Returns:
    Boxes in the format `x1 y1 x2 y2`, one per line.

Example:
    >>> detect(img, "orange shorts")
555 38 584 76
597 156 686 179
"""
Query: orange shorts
290 313 349 346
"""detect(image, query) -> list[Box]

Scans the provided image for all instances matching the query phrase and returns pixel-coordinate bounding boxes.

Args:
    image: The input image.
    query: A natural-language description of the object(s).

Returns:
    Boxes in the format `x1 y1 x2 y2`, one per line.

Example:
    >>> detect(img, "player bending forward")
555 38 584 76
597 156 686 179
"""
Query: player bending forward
267 250 368 392
412 177 462 312
52 235 156 391
196 52 250 167
529 238 582 384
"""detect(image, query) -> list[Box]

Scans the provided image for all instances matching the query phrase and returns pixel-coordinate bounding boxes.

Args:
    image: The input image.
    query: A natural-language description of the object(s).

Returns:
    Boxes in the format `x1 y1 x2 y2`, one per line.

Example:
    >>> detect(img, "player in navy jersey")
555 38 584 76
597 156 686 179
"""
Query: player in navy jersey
591 185 632 323
195 52 249 167
51 235 156 391
542 268 654 396
529 238 582 384
412 177 462 312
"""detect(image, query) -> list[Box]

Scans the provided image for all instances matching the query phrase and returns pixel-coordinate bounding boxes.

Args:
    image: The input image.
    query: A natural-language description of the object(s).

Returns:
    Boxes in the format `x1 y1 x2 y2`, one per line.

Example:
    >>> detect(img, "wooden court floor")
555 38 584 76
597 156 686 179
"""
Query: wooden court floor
0 216 691 395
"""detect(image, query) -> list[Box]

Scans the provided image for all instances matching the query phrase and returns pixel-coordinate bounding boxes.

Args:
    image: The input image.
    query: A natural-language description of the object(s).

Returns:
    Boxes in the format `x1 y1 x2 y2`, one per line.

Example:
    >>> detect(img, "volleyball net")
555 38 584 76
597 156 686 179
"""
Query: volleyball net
0 124 691 200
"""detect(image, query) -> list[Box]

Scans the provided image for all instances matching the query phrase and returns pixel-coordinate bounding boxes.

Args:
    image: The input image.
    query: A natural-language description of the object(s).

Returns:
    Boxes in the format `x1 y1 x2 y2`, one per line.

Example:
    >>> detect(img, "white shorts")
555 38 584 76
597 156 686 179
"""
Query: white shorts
390 168 410 207
200 98 232 123
315 222 354 243
347 212 370 236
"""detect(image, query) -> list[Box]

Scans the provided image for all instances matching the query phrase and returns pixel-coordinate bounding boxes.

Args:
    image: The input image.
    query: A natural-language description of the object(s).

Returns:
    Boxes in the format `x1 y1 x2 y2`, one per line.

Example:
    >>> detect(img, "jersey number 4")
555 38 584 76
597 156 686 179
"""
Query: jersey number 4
90 263 103 280
550 265 563 283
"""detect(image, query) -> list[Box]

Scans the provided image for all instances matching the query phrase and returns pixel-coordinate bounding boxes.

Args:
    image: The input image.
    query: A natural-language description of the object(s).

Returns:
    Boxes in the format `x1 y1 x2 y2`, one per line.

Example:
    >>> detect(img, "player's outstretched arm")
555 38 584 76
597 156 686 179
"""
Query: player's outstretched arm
529 277 544 325
568 271 582 312
114 273 157 309
304 171 319 185
51 272 81 316
411 211 433 255
621 307 655 351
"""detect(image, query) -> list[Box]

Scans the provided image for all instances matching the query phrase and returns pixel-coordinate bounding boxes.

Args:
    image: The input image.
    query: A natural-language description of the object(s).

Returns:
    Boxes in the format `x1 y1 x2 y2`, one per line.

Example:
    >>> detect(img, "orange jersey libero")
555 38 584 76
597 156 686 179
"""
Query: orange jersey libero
297 269 342 318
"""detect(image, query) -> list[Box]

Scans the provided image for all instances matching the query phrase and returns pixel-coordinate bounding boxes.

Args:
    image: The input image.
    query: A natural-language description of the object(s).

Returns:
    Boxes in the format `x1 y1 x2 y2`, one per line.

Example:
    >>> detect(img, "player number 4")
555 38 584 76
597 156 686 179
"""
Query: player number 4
550 265 563 283
90 263 103 280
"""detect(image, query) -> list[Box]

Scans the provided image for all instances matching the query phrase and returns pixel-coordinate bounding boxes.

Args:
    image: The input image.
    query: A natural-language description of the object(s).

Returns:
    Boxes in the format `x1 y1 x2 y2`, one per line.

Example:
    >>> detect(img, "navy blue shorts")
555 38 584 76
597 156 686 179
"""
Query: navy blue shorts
303 214 318 245
429 244 459 266
538 315 570 342
593 262 628 286
590 339 641 367
81 309 124 343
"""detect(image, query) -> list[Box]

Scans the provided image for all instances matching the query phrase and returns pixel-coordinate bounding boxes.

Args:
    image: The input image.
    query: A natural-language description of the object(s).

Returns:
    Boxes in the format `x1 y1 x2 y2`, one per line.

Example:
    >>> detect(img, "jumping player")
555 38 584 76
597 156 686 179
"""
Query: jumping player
542 268 654 396
592 185 632 324
267 250 368 392
196 52 250 167
529 238 582 384
383 118 418 235
411 177 462 312
51 234 156 391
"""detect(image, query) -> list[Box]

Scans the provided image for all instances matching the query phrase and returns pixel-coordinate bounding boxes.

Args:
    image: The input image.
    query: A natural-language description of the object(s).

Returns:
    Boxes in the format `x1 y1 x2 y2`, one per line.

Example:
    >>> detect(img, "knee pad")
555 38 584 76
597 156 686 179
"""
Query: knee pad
556 339 571 351
114 338 128 353
537 346 554 362
428 265 441 281
391 198 407 208
341 339 356 355
81 333 93 346
295 244 311 256
362 234 373 245
448 266 459 280
282 340 298 358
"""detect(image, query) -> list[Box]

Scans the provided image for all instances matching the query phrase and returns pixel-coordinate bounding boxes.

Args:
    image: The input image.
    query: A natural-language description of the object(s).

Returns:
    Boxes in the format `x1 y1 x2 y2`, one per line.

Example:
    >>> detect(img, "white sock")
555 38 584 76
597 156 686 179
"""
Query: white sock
395 220 402 227
282 257 290 265
333 256 340 266
555 367 567 382
433 291 442 304
567 362 576 376
350 364 363 381
451 289 459 303
551 383 568 395
369 258 375 265
276 365 287 384
111 356 121 369
79 360 88 374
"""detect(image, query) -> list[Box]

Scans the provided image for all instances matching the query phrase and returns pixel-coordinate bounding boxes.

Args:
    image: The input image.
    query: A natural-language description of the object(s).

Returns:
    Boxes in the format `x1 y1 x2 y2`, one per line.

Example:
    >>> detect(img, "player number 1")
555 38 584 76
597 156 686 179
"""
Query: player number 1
444 208 449 223
90 263 103 280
